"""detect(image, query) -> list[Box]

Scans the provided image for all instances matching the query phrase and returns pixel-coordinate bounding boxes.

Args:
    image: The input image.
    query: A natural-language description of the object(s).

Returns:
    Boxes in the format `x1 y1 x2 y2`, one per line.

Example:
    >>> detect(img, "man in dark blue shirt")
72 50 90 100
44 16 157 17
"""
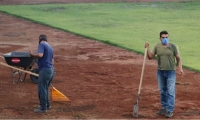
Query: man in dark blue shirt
30 34 54 113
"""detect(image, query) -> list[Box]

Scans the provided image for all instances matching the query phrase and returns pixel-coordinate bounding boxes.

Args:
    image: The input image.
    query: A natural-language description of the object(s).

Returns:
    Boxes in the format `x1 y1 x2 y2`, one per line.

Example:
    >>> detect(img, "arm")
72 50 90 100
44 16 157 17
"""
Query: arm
29 43 44 58
175 54 184 75
29 51 43 58
144 43 155 60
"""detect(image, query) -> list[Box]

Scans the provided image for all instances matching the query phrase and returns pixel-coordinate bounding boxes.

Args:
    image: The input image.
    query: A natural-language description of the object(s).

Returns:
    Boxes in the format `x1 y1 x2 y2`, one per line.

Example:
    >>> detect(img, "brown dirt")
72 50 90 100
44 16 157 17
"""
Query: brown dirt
0 0 200 119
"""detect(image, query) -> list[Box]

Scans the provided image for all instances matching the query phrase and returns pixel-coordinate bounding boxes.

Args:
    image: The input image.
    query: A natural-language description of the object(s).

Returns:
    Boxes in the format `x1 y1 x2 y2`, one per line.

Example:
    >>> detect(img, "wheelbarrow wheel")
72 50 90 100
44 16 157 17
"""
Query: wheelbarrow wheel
30 68 39 84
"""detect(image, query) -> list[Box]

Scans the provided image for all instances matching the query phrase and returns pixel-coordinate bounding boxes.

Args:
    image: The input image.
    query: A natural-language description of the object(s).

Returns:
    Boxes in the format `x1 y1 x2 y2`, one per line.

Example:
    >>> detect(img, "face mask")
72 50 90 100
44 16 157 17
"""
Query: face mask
162 38 169 45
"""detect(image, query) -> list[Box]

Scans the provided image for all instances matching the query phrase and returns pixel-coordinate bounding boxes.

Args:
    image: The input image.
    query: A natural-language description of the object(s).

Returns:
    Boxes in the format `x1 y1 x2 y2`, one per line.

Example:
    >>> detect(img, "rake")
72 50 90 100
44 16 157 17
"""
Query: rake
0 61 70 102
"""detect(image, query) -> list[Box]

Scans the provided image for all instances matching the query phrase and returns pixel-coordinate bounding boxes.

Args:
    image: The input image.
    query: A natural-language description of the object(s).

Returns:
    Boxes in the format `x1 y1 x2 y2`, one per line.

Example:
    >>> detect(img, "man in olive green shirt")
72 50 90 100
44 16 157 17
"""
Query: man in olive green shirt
144 30 184 118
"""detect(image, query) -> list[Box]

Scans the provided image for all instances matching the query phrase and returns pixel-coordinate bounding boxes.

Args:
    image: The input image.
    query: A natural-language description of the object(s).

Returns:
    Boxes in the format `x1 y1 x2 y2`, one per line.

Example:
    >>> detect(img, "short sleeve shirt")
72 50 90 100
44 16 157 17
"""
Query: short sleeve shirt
38 42 54 70
153 43 179 70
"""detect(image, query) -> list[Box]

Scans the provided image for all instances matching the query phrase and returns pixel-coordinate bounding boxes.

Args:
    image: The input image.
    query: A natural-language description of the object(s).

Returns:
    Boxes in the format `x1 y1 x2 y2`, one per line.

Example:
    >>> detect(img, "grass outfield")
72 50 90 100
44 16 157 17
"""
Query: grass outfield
0 1 200 71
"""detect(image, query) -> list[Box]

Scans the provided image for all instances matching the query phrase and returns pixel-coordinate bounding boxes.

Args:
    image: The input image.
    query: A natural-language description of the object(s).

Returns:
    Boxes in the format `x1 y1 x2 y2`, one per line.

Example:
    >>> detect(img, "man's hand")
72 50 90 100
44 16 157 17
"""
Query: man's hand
29 51 33 56
144 42 149 48
178 69 185 75
144 42 154 60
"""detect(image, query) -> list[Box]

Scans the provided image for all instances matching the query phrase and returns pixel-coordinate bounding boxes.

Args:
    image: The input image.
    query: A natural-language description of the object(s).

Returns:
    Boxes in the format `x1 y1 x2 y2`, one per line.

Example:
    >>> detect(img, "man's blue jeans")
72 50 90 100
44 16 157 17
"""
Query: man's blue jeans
38 68 54 110
157 70 176 112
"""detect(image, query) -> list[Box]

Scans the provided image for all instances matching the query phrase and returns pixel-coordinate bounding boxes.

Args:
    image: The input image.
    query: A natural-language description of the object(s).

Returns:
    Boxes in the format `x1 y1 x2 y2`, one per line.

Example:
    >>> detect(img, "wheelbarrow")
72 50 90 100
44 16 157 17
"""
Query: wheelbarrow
1 52 36 84
0 52 70 102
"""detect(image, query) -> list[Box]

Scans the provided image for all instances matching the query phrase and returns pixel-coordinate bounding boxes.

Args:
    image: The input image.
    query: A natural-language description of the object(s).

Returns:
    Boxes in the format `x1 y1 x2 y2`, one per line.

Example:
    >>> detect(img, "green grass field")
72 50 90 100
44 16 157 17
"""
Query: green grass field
0 1 200 71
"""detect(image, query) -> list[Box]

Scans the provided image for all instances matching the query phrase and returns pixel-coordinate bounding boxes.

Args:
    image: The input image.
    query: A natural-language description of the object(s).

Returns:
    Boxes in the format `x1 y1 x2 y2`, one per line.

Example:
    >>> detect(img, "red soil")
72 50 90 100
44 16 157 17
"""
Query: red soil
0 0 199 119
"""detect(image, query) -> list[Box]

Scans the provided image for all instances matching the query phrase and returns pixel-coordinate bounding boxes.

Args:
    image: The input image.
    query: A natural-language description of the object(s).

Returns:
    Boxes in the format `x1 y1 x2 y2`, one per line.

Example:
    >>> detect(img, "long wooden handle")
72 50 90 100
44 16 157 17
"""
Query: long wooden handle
137 48 147 95
0 62 39 77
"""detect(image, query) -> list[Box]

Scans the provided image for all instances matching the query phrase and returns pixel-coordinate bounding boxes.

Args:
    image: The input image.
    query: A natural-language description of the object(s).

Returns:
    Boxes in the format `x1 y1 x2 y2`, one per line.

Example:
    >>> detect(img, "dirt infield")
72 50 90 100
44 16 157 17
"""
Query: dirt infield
0 0 200 119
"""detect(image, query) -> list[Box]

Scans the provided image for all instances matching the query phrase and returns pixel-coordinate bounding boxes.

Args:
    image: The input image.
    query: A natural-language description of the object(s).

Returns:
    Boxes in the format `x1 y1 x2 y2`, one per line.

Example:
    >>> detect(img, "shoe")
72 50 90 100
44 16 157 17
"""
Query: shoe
34 108 47 113
38 105 51 110
165 111 173 118
157 109 167 116
47 106 51 110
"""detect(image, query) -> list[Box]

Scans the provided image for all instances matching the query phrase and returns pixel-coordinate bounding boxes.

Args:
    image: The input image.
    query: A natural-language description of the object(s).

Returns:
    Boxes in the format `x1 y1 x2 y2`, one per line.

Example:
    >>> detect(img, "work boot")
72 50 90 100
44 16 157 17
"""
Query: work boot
157 109 167 116
34 108 47 113
165 111 173 118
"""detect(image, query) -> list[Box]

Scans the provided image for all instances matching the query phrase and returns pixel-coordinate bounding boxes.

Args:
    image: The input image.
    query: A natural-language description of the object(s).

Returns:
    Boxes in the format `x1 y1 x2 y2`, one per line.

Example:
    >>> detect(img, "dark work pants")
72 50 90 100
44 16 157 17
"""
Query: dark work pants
38 68 54 110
